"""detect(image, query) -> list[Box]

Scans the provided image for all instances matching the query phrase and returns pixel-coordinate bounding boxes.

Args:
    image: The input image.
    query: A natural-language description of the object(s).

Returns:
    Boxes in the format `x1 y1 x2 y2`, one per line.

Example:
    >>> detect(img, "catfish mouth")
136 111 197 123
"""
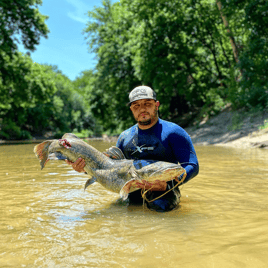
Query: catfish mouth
120 165 186 200
41 153 68 169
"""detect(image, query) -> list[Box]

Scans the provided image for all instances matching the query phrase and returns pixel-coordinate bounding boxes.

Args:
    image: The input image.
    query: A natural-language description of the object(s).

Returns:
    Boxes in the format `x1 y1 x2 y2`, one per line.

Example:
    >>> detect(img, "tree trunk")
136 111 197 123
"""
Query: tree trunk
216 0 240 64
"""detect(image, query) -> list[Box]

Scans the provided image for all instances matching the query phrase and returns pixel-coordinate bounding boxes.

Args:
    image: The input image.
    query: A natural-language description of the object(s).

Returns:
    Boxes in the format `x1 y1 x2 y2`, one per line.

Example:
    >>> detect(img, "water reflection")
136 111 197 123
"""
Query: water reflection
0 142 268 267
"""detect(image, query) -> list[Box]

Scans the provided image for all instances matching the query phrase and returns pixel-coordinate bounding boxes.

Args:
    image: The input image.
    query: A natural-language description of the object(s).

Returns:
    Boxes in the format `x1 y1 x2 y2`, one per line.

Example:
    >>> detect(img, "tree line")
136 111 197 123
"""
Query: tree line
0 0 267 139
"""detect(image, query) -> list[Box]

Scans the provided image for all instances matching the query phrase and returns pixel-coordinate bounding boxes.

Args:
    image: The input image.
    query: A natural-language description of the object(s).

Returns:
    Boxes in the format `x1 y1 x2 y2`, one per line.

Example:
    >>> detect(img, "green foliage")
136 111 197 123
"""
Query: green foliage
80 0 268 133
0 119 32 140
0 53 57 139
83 0 140 131
0 54 95 139
228 112 244 131
50 68 95 134
73 129 94 138
82 0 237 130
220 0 268 109
1 0 267 139
0 0 49 86
0 0 48 55
0 0 96 140
259 119 268 130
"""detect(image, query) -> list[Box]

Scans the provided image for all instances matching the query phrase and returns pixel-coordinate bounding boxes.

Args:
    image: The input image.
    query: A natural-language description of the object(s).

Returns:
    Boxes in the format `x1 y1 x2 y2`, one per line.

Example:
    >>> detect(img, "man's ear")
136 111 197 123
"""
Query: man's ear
156 101 160 108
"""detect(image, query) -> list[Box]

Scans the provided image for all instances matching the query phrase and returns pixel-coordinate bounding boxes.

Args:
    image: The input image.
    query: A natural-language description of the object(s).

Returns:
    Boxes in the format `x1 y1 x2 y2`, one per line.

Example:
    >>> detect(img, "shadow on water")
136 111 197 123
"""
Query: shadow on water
53 194 204 236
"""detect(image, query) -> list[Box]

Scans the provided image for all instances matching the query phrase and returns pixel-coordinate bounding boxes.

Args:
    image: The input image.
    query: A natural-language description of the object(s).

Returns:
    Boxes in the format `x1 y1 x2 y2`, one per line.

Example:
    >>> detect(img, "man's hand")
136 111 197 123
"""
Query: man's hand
135 179 167 191
65 157 86 173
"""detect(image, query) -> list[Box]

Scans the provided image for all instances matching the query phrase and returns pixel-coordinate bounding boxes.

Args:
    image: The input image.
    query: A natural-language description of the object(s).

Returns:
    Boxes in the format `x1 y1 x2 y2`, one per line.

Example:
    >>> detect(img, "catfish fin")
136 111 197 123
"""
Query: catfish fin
33 140 53 170
84 177 97 191
104 146 126 160
61 133 79 140
119 179 136 200
129 168 139 179
119 188 129 201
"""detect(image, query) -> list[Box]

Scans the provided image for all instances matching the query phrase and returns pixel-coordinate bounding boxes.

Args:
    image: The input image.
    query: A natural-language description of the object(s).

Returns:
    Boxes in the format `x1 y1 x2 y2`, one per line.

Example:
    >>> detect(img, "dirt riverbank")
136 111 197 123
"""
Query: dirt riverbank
185 108 268 149
1 108 267 149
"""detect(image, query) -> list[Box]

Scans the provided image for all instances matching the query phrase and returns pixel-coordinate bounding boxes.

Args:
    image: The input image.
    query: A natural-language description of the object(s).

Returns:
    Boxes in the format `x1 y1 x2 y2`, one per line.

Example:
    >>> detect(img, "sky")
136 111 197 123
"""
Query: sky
19 0 115 80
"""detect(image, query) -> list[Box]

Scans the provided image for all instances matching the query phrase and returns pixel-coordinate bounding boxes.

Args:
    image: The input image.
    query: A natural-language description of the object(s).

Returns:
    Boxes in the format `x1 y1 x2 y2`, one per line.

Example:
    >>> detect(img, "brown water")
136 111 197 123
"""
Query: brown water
0 141 268 268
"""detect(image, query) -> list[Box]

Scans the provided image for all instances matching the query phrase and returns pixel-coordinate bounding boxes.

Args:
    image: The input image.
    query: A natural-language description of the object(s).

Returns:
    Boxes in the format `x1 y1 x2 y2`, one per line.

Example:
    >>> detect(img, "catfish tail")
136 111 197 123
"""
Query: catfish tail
33 140 53 170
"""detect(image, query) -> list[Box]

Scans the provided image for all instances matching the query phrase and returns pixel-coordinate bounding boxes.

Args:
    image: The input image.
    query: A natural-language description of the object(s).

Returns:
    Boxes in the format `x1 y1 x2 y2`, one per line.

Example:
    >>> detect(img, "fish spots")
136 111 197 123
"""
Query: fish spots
59 139 72 149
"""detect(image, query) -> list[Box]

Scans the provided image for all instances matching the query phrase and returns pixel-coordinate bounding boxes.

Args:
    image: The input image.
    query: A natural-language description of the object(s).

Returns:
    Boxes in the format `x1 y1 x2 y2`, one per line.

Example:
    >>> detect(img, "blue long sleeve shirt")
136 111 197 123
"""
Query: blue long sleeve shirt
116 118 199 184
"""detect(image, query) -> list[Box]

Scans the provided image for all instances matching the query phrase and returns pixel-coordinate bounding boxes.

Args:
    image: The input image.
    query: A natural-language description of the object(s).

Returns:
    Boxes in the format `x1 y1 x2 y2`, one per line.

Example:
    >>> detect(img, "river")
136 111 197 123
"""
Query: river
0 141 268 267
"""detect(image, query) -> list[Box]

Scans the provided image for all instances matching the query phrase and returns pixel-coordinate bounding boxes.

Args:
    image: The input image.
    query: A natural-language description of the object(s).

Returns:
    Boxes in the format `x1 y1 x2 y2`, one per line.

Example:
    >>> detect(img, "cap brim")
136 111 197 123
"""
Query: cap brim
127 97 156 106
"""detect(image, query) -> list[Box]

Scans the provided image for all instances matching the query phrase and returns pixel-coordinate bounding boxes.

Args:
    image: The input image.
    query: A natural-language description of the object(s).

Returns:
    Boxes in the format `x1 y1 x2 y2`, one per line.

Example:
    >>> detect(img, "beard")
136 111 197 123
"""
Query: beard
136 107 158 126
138 118 152 125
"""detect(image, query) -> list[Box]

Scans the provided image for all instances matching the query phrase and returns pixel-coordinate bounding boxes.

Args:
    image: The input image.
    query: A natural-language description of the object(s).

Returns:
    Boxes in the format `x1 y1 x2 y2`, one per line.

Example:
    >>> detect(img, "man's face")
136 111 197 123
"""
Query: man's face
130 99 160 126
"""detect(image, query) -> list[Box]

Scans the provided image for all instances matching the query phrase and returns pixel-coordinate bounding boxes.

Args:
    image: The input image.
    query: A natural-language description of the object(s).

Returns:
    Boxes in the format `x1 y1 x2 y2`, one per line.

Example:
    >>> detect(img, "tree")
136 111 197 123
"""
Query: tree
219 0 268 108
0 0 49 84
0 0 48 55
216 0 240 64
49 67 94 135
84 0 234 129
0 57 95 139
84 0 140 131
82 0 267 133
0 1 98 139
0 53 57 139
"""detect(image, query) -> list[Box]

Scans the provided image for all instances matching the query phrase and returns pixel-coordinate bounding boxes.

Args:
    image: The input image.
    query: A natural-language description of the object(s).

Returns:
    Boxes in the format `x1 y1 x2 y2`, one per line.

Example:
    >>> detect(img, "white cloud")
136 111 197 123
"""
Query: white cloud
65 0 92 24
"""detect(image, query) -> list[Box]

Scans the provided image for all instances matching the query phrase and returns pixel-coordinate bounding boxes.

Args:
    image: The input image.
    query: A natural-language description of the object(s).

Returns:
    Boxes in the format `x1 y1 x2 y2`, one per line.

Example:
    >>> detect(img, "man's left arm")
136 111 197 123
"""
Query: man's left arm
169 131 199 184
179 150 199 184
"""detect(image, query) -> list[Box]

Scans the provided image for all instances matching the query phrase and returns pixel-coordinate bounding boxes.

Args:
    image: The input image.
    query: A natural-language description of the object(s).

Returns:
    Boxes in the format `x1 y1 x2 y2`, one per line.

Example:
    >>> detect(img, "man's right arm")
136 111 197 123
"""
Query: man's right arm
115 133 125 155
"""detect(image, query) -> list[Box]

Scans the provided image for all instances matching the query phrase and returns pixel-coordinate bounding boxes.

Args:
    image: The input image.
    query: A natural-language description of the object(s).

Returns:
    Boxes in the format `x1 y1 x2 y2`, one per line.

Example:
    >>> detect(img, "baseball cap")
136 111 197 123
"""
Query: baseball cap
128 86 157 105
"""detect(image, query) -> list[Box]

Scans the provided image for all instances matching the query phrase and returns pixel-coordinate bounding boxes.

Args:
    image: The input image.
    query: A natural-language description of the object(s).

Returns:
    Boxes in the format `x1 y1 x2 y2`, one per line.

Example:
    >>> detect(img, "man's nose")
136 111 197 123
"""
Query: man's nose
140 103 147 110
140 104 146 111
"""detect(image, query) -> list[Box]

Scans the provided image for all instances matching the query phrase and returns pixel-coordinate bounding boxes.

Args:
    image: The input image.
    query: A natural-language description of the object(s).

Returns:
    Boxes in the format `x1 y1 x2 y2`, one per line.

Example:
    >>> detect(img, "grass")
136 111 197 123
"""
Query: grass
259 119 268 130
228 112 244 131
73 130 94 138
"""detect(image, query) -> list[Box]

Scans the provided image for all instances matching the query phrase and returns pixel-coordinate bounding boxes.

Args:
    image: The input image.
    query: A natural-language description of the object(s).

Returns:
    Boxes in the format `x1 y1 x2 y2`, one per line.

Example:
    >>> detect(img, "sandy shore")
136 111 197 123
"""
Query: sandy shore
185 109 268 149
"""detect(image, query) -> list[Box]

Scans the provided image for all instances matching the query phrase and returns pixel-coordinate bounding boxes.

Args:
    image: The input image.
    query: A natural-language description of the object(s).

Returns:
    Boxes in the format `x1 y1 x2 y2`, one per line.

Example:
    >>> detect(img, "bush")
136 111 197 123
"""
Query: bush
0 120 32 140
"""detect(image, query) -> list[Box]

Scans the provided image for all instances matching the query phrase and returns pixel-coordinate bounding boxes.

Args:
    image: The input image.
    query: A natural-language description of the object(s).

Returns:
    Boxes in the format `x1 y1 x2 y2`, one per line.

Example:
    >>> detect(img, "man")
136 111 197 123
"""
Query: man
68 86 199 212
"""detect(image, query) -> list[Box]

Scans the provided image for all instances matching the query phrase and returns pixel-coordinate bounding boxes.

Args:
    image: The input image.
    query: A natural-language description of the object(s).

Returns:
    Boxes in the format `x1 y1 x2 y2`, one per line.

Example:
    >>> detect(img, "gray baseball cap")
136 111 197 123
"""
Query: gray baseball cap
128 86 156 105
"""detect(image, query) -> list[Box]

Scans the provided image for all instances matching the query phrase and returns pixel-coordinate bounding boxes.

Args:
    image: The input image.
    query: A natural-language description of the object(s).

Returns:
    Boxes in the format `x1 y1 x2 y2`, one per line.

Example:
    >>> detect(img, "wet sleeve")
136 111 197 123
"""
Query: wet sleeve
169 130 199 184
116 133 124 152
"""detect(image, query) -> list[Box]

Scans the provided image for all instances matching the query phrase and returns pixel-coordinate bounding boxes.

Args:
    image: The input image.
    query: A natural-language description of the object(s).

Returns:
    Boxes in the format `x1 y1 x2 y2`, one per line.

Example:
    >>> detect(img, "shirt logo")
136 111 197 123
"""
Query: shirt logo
131 144 154 155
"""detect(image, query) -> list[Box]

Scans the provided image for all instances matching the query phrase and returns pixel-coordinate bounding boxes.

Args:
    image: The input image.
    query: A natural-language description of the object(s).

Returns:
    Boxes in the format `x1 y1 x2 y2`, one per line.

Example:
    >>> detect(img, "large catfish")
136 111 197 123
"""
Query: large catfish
34 133 186 200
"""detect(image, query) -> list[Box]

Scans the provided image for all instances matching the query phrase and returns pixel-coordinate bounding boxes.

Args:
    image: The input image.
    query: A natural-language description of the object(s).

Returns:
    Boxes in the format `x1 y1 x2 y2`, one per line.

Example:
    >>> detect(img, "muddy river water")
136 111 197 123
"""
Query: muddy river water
0 141 268 267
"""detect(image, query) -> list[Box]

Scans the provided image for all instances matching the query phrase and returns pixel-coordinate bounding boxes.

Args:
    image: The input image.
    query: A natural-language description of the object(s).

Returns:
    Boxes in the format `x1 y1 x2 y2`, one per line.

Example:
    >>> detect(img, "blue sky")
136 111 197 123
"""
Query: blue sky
19 0 115 80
